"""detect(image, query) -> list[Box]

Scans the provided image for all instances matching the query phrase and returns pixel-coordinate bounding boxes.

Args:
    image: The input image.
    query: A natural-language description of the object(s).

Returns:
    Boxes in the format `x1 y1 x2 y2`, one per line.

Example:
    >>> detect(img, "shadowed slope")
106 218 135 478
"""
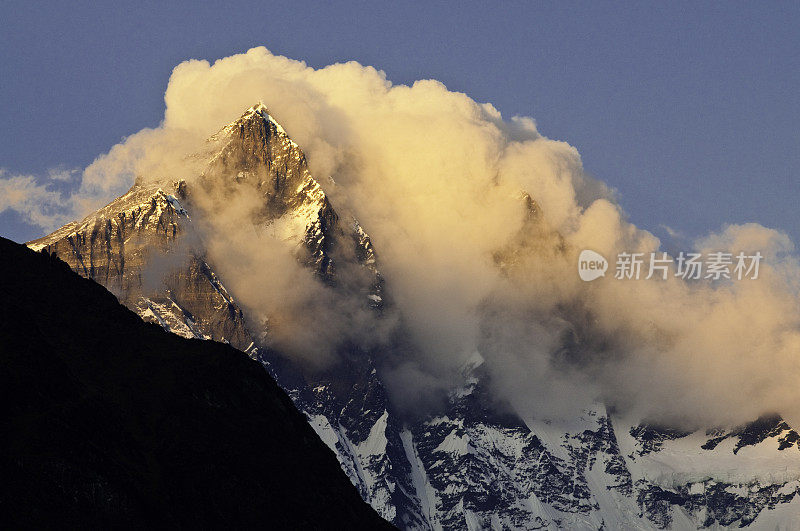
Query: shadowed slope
0 237 393 529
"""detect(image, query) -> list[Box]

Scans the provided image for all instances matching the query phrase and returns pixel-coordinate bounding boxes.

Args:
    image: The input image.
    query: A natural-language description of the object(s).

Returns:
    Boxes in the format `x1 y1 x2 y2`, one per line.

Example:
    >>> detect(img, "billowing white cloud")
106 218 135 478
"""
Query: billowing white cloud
6 47 800 428
0 169 71 230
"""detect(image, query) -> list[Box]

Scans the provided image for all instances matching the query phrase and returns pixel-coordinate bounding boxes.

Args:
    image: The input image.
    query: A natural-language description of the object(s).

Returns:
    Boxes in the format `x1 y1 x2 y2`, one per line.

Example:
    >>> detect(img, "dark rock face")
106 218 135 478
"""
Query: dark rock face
630 425 694 455
0 237 393 530
26 104 800 530
700 415 800 453
206 103 310 207
201 103 343 278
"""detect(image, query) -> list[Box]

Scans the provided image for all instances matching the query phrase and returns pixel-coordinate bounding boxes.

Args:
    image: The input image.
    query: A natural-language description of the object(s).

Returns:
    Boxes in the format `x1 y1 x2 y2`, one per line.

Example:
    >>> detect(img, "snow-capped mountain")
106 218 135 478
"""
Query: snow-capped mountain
29 104 800 530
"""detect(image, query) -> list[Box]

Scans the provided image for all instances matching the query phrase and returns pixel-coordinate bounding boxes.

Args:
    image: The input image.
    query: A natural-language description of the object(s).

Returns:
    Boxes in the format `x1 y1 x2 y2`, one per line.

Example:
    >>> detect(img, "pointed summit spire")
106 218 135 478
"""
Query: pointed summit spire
234 101 289 136
247 101 269 115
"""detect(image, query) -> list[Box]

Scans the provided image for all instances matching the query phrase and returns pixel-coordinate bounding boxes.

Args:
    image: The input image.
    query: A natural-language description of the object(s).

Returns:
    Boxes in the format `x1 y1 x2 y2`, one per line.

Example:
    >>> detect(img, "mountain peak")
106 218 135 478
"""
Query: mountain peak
215 102 289 140
244 101 270 119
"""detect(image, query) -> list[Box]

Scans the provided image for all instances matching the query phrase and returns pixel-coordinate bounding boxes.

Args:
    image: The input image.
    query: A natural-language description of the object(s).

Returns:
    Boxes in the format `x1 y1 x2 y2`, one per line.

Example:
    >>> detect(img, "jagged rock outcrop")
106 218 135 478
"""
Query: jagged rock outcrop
28 185 253 349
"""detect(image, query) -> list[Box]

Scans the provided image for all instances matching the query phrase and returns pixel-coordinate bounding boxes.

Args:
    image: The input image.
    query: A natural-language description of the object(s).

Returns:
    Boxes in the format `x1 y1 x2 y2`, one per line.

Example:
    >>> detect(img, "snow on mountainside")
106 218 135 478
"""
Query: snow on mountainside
29 104 800 530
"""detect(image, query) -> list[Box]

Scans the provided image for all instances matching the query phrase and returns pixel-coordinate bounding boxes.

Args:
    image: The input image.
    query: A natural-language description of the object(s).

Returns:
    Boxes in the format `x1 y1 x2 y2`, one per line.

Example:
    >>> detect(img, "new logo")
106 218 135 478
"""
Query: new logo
578 249 608 281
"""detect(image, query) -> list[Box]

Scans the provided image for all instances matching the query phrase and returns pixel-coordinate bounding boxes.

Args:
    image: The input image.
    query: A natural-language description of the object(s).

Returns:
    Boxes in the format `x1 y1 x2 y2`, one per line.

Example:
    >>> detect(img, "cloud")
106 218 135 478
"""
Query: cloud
6 47 800 429
154 48 800 428
0 169 75 230
0 126 204 234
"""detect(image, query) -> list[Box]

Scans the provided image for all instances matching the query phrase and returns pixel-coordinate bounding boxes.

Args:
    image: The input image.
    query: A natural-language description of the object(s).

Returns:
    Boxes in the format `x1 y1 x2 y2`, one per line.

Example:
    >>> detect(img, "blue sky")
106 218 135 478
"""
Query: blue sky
1 1 798 245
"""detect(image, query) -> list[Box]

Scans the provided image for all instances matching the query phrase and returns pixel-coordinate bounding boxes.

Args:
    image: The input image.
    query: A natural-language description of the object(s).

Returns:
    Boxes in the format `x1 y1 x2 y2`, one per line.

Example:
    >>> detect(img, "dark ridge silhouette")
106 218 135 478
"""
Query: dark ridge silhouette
0 237 393 530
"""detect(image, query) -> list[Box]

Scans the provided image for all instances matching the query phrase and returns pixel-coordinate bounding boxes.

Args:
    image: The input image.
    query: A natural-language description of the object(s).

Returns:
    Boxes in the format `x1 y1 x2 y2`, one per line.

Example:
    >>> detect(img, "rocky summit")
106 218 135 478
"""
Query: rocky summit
29 104 800 530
